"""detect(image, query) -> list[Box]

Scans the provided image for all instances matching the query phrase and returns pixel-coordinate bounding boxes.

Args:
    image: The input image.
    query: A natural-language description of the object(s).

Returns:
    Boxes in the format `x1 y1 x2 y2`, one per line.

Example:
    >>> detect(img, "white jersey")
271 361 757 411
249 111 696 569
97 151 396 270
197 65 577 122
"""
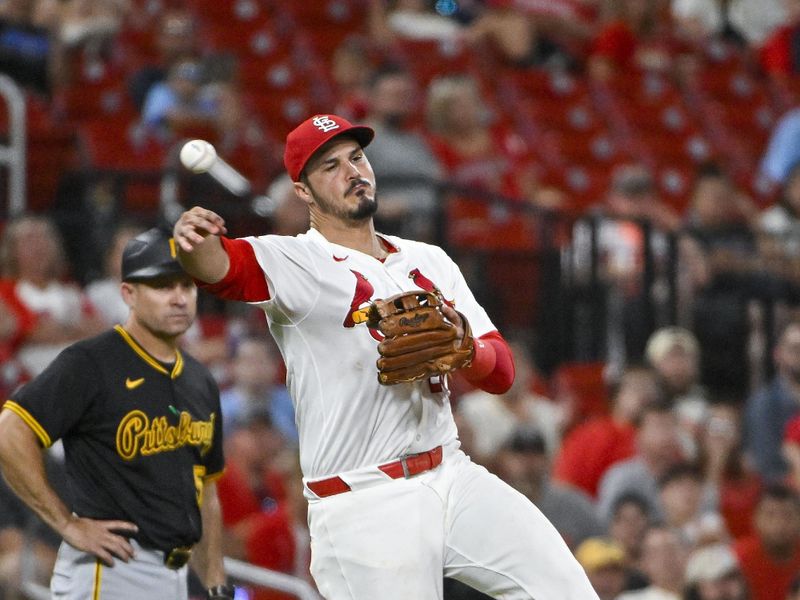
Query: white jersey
242 228 495 479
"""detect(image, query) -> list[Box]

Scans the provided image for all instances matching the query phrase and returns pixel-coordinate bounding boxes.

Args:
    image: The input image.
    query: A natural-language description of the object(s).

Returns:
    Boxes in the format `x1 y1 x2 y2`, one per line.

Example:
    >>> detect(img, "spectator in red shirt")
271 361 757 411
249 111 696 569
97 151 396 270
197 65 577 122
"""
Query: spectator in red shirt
759 0 800 77
701 401 761 540
424 73 557 250
553 366 662 497
216 406 299 600
734 484 800 600
588 0 673 79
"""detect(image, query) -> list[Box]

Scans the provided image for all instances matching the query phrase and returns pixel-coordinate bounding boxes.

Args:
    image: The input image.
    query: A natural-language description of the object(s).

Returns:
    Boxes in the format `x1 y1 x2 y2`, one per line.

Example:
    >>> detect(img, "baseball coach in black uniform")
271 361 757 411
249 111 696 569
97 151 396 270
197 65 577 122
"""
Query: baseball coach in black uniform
0 227 235 600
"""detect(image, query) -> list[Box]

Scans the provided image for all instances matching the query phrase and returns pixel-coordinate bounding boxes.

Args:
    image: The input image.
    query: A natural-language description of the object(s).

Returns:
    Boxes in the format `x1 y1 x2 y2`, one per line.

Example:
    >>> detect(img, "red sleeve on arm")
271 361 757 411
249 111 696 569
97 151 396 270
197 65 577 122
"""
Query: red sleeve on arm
461 331 515 394
196 237 270 302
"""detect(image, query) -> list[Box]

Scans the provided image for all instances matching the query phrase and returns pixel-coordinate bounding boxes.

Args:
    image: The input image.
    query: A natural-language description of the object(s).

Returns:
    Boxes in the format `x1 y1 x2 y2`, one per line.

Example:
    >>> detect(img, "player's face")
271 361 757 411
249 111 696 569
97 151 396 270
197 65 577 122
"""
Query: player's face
302 138 377 222
125 275 197 339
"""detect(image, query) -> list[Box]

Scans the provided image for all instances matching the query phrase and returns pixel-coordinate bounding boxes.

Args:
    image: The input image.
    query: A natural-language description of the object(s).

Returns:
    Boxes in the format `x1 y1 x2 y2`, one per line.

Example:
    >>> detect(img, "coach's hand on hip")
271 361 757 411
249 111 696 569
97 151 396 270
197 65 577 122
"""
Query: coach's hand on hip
61 514 138 567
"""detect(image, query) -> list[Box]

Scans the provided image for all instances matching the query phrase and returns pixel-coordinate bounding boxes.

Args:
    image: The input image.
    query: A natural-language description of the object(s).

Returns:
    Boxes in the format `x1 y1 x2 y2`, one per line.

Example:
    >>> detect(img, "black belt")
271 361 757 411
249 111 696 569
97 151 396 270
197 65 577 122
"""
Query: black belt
163 545 193 570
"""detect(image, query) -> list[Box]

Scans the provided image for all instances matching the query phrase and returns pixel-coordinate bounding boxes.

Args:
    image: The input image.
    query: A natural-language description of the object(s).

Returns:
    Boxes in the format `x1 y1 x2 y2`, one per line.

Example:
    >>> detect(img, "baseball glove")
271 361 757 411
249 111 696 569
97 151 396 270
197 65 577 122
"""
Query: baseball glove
367 290 474 385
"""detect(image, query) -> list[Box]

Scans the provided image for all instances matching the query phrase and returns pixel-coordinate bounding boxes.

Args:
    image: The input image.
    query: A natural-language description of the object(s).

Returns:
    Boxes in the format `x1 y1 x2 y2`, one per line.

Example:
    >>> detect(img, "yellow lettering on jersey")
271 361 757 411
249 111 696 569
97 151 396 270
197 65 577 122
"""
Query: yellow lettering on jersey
116 410 215 460
193 465 206 506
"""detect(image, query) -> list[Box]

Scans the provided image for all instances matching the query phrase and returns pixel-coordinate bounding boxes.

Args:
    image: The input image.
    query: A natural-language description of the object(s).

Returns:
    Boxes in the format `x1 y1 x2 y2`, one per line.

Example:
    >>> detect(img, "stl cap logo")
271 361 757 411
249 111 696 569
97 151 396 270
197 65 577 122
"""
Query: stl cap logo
312 115 340 133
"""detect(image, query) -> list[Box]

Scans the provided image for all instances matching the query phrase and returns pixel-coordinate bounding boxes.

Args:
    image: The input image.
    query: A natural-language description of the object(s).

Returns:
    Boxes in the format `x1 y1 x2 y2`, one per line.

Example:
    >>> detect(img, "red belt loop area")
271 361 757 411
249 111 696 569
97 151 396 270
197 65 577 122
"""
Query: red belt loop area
308 446 443 498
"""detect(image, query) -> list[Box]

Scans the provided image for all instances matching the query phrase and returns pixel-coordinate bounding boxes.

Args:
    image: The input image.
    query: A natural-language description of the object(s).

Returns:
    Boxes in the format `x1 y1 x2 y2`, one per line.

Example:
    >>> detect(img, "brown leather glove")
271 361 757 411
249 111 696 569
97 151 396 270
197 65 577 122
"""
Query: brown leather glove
367 290 474 385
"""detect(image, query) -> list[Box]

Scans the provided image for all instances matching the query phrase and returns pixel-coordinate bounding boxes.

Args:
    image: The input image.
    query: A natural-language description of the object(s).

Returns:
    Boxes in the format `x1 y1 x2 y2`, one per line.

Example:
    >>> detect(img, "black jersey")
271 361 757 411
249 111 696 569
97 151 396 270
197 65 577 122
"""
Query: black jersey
5 325 224 552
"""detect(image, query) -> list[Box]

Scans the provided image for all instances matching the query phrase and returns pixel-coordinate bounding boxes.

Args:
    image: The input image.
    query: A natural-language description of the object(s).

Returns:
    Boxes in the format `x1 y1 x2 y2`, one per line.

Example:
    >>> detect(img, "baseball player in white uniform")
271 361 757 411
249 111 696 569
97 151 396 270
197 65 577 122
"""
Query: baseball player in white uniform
173 114 599 599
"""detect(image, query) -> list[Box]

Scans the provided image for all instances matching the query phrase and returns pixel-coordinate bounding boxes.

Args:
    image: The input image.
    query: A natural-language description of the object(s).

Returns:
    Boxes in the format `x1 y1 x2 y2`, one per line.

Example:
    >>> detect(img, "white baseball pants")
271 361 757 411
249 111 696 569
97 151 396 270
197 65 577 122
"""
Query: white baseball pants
50 539 188 600
306 448 599 599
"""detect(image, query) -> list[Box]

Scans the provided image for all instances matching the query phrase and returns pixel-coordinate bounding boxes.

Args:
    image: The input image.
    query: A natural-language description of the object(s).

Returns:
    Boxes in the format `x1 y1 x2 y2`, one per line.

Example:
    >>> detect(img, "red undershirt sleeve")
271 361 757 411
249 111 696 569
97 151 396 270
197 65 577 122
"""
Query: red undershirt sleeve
461 331 515 394
195 237 271 302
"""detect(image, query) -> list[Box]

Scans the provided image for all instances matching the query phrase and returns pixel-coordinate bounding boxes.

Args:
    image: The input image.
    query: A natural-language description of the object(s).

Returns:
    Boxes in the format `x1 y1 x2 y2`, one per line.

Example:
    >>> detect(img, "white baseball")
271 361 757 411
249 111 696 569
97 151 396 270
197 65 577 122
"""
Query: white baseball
179 139 217 174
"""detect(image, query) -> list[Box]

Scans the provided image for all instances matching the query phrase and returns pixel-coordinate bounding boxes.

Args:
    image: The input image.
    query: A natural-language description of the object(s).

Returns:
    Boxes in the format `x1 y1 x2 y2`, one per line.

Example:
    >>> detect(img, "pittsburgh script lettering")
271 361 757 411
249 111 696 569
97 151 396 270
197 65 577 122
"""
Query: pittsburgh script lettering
116 410 215 460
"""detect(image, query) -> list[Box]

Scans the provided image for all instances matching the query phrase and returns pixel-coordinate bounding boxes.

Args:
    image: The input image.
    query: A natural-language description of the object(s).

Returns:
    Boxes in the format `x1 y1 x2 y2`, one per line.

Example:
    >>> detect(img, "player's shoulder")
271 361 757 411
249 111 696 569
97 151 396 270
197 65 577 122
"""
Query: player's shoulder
177 350 219 388
243 230 327 258
383 234 450 260
68 328 120 357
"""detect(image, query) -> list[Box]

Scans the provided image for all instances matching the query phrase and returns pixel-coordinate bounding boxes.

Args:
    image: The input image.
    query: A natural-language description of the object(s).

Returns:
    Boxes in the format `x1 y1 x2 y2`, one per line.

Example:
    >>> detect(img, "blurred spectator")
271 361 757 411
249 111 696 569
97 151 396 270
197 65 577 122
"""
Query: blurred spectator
0 0 65 95
127 9 200 110
331 36 373 122
574 164 679 370
759 161 800 262
216 405 297 600
683 543 747 600
140 58 220 141
368 0 463 46
608 493 653 591
684 164 759 396
657 462 726 548
758 0 800 77
744 319 800 482
461 2 541 66
424 73 545 250
492 428 603 549
783 414 800 492
457 341 564 463
363 63 442 241
597 401 684 523
54 0 129 52
588 0 674 79
646 327 705 408
262 174 311 237
645 327 708 458
789 575 800 600
761 107 800 187
553 366 661 497
0 215 104 378
733 484 800 600
671 0 784 47
617 525 689 600
0 280 36 395
84 222 143 327
574 537 629 600
701 401 762 540
220 336 297 445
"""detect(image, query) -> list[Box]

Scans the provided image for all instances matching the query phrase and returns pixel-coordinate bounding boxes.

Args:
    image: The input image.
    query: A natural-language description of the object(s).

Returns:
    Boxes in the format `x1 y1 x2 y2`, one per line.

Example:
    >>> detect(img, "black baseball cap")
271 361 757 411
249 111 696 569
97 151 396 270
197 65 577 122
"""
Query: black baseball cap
121 227 186 282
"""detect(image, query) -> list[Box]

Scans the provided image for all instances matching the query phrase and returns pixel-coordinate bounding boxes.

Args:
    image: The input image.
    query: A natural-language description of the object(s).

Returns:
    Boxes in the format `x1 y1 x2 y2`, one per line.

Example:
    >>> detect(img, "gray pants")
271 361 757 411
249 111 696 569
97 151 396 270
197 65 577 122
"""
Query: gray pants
51 539 188 600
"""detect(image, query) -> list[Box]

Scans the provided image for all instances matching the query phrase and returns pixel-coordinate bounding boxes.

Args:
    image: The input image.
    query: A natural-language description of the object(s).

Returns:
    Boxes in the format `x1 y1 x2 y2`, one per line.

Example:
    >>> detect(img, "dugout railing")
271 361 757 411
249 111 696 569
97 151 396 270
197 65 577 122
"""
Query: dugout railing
16 556 323 600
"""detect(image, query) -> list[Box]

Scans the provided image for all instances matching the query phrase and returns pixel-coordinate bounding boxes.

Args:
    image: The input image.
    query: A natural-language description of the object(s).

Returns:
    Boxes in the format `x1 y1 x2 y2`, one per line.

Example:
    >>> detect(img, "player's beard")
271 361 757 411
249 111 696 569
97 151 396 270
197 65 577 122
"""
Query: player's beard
309 181 378 222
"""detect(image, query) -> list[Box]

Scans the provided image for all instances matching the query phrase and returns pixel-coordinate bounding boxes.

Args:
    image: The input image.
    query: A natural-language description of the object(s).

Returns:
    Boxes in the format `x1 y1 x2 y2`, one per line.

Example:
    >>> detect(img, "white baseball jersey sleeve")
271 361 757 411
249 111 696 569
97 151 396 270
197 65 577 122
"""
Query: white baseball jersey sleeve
242 228 496 479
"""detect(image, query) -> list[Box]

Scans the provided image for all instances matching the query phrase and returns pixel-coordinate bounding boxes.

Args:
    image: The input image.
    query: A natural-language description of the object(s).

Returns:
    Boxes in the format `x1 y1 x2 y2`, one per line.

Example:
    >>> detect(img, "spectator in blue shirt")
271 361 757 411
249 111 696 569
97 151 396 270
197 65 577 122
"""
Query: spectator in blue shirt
760 108 800 185
745 320 800 481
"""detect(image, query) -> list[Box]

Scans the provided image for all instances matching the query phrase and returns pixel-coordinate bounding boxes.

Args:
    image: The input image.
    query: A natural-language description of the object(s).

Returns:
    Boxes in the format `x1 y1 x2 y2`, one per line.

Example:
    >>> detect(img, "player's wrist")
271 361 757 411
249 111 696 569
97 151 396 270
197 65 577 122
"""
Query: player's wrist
207 583 235 599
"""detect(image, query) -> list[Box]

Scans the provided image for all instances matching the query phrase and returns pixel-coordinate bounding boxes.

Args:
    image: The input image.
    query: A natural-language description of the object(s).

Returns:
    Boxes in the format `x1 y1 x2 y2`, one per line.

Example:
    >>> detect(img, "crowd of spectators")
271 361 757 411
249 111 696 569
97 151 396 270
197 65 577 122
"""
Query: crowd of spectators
3 0 800 599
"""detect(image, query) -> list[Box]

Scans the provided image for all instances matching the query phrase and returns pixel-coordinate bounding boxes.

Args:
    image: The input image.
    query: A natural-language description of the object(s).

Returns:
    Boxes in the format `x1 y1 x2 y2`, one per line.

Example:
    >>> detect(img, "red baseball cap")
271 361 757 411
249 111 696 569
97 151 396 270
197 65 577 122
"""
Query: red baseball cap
284 114 374 181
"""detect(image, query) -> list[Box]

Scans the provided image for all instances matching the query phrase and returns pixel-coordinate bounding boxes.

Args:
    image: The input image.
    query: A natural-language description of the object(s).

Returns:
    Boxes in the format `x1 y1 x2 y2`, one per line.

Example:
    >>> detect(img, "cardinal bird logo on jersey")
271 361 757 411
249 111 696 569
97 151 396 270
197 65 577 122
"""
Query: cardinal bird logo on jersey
343 270 383 341
408 268 454 307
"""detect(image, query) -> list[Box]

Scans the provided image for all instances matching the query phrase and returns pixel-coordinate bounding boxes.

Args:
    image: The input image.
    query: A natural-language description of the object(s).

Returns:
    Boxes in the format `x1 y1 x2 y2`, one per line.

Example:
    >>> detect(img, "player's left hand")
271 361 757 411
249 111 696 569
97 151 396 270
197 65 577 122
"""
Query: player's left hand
61 515 138 567
368 291 475 385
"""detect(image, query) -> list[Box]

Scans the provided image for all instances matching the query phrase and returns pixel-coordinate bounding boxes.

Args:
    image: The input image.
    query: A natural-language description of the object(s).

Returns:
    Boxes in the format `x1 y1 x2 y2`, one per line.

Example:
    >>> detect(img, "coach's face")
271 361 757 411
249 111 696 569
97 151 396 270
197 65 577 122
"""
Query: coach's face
122 275 197 339
298 137 377 222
